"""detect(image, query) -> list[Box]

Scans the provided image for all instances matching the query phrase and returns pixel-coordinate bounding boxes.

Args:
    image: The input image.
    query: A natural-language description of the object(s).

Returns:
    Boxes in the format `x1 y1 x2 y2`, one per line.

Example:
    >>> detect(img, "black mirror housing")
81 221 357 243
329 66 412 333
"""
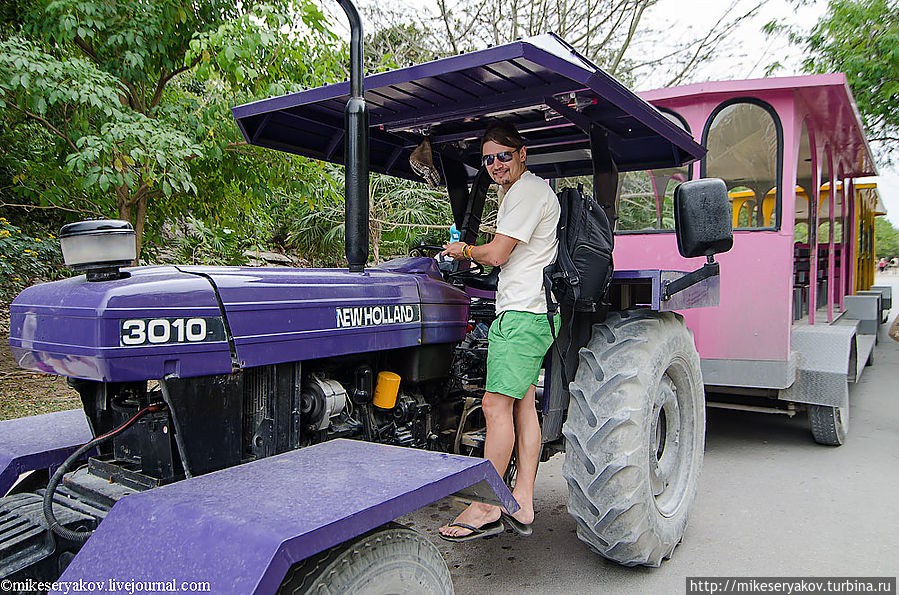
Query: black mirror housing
674 178 733 259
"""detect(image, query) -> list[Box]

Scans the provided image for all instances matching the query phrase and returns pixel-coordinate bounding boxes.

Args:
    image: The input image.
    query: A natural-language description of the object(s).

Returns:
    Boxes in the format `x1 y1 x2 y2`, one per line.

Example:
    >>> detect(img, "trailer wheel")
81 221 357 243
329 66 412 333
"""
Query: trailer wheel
808 404 848 446
562 309 705 567
278 522 452 594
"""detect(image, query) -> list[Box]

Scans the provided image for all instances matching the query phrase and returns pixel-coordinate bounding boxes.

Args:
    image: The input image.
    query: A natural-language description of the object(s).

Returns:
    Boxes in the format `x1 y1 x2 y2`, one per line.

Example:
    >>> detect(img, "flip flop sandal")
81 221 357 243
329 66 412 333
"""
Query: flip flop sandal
438 519 505 542
500 511 533 536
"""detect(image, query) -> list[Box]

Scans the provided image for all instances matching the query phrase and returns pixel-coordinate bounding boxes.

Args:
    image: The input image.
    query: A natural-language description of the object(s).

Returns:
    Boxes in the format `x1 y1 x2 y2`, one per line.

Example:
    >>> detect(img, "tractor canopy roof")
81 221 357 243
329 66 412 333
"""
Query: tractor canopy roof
232 34 705 183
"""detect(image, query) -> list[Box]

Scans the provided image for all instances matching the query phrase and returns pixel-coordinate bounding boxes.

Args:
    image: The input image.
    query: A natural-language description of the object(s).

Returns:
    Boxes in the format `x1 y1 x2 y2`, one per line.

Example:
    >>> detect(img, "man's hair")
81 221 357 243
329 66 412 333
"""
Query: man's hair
481 121 525 150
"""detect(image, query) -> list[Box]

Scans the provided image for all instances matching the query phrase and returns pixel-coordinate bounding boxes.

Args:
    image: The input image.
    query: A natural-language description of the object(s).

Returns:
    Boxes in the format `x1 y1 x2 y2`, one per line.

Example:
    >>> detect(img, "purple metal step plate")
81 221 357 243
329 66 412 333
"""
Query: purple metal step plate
56 439 516 594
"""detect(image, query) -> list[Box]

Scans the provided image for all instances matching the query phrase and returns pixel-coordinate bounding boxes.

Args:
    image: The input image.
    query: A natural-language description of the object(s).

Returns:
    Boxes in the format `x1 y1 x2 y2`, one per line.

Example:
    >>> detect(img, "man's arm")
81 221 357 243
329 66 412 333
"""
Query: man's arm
442 234 518 267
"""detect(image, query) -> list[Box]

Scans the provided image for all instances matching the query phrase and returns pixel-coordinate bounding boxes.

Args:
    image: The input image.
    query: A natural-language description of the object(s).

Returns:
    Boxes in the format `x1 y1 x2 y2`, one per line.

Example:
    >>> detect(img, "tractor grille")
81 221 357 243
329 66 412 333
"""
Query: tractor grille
242 363 302 459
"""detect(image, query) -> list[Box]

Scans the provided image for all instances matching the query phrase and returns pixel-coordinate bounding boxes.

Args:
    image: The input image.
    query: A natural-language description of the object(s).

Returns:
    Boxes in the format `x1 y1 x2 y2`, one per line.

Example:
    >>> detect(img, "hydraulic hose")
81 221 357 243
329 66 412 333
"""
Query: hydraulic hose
43 403 164 543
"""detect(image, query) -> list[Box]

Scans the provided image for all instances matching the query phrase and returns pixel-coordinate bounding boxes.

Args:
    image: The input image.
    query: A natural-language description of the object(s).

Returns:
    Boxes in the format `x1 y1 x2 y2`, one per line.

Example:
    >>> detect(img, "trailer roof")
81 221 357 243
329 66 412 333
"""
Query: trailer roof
232 34 706 182
641 74 878 178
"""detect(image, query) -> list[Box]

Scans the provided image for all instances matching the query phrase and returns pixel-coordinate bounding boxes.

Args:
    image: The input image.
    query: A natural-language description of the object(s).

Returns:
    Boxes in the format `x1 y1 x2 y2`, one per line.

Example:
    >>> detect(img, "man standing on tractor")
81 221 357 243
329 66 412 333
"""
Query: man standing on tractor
439 122 561 541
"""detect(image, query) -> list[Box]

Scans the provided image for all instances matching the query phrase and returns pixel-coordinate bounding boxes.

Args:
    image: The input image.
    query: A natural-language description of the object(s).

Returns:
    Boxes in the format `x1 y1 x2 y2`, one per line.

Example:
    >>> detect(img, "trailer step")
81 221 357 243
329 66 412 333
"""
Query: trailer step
855 334 876 381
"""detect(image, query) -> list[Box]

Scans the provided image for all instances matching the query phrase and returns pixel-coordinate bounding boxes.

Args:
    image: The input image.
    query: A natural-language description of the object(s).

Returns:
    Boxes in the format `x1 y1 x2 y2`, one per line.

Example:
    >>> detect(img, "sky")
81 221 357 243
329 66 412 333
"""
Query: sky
638 0 899 226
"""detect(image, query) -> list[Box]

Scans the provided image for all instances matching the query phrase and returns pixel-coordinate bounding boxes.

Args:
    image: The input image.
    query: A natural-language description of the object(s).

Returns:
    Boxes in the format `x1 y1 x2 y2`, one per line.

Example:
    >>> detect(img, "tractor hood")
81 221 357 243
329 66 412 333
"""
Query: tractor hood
10 258 468 382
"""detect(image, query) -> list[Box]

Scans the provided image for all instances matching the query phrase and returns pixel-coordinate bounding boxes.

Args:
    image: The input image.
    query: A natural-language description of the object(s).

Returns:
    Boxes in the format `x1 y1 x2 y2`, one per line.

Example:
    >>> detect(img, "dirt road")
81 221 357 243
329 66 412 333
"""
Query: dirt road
406 274 899 594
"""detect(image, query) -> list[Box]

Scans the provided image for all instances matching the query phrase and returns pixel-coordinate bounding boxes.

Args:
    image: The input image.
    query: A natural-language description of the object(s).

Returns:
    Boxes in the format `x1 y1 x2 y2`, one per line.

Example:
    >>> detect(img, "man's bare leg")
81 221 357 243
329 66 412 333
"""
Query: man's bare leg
439 391 514 538
508 384 540 525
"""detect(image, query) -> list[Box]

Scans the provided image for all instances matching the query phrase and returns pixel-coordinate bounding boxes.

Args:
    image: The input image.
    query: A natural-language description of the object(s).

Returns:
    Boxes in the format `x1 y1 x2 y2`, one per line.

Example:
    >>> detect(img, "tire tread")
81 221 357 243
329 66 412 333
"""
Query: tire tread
562 309 704 567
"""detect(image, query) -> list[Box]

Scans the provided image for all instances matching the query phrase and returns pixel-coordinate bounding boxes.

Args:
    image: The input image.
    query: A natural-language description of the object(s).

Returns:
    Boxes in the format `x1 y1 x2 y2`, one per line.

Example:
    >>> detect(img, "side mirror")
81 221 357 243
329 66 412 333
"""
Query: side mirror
674 178 733 259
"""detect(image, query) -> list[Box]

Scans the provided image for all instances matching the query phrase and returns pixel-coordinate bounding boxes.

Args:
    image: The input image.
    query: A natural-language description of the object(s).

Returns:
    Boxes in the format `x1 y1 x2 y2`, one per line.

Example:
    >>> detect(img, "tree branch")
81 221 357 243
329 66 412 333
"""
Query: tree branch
609 1 649 75
6 103 79 152
150 56 201 110
72 35 100 64
663 1 763 87
437 0 459 54
122 79 146 113
0 199 104 217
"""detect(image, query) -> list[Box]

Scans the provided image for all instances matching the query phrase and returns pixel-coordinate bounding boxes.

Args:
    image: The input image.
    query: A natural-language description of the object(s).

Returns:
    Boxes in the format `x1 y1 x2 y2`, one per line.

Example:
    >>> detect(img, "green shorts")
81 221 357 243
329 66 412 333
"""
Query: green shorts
485 310 559 400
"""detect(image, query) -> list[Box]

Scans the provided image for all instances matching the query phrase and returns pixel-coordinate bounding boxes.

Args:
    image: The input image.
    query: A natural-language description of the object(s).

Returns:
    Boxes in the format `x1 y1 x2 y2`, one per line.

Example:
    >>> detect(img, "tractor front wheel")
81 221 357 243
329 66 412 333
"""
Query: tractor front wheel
562 309 705 567
278 522 452 594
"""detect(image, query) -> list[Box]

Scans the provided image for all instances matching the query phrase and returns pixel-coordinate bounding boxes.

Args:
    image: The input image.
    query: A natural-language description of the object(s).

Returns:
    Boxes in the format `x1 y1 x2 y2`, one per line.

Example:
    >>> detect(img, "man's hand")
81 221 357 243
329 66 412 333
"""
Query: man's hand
441 241 467 260
442 235 517 266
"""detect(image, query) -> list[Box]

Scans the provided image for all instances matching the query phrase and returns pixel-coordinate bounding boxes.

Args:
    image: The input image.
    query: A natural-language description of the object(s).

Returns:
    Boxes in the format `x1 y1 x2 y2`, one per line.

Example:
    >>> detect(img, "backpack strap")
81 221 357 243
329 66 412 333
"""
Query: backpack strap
544 187 577 386
555 188 580 298
544 270 569 389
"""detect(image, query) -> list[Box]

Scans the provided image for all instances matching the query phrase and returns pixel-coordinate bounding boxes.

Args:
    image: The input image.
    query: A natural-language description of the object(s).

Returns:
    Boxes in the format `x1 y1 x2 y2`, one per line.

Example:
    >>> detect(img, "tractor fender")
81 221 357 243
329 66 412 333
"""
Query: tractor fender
54 439 516 594
0 409 92 495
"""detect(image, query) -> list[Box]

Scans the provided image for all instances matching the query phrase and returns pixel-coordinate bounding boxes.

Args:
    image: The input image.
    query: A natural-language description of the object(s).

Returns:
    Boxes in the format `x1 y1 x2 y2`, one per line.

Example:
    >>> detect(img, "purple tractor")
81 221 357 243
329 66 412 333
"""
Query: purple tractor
1 5 733 592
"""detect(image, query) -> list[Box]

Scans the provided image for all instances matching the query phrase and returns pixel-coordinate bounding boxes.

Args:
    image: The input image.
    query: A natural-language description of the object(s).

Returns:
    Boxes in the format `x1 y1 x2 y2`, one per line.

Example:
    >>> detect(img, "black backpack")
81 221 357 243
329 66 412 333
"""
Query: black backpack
543 186 614 382
543 186 614 315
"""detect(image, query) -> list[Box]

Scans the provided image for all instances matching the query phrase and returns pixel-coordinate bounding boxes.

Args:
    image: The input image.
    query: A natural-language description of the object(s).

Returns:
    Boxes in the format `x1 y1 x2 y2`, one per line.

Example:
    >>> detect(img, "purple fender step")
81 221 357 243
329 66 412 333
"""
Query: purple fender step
56 439 516 594
0 409 92 495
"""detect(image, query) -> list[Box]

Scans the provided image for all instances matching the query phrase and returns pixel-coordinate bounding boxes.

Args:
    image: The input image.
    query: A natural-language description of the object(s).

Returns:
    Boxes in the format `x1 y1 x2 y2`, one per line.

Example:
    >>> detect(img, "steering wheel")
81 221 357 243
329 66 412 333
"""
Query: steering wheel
409 244 445 257
446 261 485 278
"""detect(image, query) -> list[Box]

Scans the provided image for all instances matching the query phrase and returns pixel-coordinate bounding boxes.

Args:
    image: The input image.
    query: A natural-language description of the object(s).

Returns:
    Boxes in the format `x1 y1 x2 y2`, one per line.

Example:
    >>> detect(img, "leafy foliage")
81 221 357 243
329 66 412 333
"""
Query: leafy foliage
0 217 67 300
778 0 899 150
0 0 343 260
875 216 899 258
171 216 249 266
616 171 678 231
279 170 455 267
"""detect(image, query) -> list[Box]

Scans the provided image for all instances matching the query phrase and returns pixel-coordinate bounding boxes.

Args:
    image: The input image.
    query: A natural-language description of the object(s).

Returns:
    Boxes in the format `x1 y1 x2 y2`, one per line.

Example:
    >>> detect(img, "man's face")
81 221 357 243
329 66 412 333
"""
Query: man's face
482 140 527 190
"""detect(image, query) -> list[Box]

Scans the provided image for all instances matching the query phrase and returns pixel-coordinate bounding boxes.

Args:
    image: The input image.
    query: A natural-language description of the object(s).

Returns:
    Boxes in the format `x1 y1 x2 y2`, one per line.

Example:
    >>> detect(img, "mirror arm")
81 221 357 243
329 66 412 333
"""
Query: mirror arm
662 261 719 302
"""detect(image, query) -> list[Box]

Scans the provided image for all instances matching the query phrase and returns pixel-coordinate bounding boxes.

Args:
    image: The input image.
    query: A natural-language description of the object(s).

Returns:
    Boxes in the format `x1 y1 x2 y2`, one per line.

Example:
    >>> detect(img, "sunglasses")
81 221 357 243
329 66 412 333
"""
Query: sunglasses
481 148 520 167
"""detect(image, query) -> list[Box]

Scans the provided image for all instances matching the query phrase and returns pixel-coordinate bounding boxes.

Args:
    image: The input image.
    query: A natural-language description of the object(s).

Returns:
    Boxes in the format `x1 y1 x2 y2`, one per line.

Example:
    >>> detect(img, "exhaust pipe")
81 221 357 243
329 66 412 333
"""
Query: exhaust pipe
337 0 369 272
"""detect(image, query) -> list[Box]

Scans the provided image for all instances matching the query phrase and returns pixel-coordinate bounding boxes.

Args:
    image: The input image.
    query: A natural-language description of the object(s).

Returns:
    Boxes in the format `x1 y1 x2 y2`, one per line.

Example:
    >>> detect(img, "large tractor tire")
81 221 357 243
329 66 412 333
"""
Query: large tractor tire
279 522 452 594
562 309 705 567
808 404 848 446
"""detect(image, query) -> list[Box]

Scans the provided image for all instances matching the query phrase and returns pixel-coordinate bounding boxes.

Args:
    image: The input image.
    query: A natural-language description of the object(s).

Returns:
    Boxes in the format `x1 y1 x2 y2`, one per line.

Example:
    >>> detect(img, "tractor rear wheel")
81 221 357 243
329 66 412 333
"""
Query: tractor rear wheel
278 522 452 594
562 309 705 567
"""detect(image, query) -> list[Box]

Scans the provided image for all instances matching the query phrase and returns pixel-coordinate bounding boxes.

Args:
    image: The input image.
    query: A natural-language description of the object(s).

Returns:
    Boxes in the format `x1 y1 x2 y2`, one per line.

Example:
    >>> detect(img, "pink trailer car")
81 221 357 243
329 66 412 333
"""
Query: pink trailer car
614 74 889 445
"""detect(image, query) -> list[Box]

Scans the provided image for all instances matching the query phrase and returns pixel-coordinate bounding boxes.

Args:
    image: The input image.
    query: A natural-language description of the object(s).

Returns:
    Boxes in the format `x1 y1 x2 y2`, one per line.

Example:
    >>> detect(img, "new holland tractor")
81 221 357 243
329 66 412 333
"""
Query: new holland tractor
0 3 732 592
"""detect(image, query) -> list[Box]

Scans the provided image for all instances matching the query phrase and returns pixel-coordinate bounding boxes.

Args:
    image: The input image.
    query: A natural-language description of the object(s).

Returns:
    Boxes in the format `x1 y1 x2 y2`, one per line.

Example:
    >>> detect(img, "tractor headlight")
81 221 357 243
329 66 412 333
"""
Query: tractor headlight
59 220 135 281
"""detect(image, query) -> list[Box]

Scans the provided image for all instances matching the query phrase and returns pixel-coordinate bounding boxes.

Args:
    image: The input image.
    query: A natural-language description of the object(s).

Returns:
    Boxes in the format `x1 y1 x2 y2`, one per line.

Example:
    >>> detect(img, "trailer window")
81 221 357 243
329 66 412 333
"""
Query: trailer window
702 99 783 230
616 110 691 233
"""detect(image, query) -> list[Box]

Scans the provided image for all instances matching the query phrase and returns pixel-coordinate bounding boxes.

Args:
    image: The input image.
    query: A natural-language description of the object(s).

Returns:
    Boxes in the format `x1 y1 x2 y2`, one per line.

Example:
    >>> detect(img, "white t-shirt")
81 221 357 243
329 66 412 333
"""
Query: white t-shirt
494 170 560 314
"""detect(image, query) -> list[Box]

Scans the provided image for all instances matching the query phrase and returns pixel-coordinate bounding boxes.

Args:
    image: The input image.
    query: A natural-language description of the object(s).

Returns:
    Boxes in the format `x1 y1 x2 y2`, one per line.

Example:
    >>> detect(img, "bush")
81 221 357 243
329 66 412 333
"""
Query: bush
0 217 67 301
171 216 249 266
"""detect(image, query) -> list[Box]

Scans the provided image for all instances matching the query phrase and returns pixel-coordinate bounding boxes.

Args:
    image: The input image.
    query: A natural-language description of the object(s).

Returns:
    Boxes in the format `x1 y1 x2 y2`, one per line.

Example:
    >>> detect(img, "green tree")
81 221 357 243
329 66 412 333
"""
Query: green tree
281 170 454 267
875 216 899 258
364 23 436 73
0 0 341 259
777 0 899 148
